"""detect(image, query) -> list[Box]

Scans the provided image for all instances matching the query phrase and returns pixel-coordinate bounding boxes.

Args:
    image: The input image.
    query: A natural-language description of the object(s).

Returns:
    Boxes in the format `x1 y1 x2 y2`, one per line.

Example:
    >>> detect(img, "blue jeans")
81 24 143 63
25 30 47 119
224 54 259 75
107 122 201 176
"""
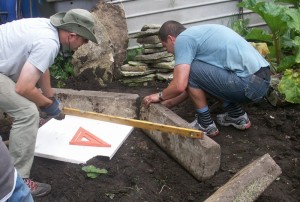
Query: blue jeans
7 174 33 202
189 60 270 103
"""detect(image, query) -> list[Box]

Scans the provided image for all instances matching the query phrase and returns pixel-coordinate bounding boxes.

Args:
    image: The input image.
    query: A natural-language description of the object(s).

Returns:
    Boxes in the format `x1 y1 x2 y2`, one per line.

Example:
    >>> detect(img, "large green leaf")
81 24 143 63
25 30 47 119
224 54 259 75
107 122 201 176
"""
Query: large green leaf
245 28 273 43
274 0 300 7
277 56 297 72
293 36 300 63
278 69 300 103
286 8 300 32
238 0 290 35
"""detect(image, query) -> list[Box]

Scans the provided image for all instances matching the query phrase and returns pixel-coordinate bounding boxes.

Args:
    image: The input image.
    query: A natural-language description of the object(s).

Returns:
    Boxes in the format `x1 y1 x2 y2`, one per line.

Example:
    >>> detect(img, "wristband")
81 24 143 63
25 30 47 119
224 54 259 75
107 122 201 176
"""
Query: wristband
158 91 164 101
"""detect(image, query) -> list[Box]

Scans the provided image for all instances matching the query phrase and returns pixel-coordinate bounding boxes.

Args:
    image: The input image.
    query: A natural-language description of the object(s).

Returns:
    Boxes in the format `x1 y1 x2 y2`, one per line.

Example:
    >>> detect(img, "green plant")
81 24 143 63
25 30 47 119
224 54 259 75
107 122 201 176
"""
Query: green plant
124 47 143 64
278 69 300 103
231 18 250 37
50 53 74 88
82 165 108 179
238 0 300 104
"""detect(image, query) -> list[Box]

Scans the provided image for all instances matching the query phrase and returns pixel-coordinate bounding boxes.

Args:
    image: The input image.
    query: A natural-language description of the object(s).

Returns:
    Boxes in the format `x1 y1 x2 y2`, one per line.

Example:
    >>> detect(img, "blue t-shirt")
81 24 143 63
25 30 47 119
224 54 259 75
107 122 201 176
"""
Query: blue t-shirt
174 24 269 77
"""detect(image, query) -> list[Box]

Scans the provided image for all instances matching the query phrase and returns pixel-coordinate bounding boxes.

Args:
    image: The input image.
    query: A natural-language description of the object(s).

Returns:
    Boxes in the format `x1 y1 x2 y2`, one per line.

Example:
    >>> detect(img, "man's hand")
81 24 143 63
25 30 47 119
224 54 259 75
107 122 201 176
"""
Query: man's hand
40 97 65 120
143 93 161 107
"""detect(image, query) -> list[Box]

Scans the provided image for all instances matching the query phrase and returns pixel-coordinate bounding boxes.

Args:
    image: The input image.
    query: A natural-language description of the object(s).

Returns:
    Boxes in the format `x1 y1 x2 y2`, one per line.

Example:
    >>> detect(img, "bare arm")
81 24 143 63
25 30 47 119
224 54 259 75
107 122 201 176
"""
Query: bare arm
38 69 54 98
15 61 52 108
143 64 190 106
161 90 189 108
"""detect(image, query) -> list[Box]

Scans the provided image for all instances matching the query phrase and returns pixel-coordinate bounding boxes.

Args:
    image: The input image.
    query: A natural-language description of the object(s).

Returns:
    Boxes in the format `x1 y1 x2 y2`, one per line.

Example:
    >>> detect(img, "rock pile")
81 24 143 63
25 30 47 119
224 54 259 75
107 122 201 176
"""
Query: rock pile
119 24 175 86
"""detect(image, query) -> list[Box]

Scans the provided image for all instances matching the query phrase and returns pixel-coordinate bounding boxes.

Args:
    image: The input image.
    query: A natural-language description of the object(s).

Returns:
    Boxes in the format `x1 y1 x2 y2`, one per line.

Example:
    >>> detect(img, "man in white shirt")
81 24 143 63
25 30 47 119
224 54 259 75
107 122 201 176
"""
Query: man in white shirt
0 8 98 197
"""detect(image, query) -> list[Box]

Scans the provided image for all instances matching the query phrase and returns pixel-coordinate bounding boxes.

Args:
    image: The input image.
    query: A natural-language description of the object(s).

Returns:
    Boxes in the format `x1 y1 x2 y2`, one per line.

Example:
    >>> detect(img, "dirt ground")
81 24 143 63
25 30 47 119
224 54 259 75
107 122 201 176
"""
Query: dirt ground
1 71 300 202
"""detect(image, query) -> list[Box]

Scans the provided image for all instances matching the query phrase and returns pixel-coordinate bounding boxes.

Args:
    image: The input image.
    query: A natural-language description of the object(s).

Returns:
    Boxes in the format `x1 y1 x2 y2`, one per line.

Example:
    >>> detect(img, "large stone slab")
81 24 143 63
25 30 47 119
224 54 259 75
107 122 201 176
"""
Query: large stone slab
205 153 282 202
140 104 221 181
54 88 138 119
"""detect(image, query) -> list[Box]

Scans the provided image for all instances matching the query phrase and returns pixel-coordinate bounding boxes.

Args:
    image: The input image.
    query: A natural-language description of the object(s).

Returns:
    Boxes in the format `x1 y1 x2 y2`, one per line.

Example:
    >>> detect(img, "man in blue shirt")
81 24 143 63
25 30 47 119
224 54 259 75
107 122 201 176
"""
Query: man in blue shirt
143 21 270 137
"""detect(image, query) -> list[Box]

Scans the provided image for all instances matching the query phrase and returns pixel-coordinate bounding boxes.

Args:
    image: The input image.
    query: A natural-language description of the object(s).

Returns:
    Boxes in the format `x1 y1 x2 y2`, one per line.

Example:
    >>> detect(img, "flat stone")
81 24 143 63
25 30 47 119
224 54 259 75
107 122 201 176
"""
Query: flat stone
120 69 155 77
141 24 161 31
130 29 159 39
150 61 174 69
205 153 282 202
141 56 174 64
143 43 163 49
120 74 156 84
128 61 148 66
156 72 173 81
137 35 161 44
135 51 173 61
143 48 166 54
121 64 148 72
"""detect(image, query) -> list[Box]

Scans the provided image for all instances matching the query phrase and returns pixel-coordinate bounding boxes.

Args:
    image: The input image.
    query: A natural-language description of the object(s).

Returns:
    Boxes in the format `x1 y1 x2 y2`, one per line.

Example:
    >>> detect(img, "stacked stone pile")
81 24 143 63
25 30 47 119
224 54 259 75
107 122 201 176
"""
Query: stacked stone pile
119 24 175 86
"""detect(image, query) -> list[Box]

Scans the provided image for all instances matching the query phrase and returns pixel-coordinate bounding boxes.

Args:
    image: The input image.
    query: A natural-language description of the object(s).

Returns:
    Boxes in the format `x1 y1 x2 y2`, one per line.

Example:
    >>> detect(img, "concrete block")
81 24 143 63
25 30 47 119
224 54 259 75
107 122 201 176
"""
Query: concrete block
140 104 221 181
54 88 139 119
205 153 282 202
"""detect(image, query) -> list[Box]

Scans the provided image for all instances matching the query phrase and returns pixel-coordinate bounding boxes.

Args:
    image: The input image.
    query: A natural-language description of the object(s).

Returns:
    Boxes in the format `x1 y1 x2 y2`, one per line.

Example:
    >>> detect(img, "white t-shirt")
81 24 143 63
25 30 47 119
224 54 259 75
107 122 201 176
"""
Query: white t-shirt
0 18 60 82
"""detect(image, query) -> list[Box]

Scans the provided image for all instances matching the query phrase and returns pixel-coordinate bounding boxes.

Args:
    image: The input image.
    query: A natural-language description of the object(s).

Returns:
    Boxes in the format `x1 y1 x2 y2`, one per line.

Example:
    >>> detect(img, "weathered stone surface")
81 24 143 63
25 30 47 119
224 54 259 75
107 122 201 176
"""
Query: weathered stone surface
135 51 173 61
137 35 161 44
140 56 174 64
120 69 155 77
121 64 148 72
141 24 161 31
143 43 163 48
54 88 139 119
156 72 173 81
72 19 114 86
130 29 159 39
120 74 156 84
128 61 147 66
150 61 174 69
92 1 129 80
140 104 221 181
71 1 128 85
120 23 174 86
143 47 166 54
205 153 282 202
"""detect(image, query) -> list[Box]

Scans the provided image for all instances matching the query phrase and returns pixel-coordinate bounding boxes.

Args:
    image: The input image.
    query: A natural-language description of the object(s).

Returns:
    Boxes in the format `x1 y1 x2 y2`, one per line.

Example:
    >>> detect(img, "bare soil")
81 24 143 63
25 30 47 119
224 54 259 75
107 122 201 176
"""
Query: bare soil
1 71 299 201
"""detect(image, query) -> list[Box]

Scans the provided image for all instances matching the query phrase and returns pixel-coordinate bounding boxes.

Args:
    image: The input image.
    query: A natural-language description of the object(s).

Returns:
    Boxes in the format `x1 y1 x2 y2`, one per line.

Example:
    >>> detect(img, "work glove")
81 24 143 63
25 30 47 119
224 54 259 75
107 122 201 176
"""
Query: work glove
40 97 65 120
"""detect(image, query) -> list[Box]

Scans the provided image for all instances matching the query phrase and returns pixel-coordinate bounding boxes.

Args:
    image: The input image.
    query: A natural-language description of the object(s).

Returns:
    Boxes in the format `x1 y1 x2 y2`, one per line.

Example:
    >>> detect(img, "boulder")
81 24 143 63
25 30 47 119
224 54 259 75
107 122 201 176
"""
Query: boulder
71 0 128 86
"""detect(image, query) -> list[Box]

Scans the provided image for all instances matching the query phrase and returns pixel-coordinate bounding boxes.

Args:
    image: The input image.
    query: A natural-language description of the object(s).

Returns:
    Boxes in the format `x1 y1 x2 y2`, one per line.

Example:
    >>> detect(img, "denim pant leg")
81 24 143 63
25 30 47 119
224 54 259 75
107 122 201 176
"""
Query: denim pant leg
189 61 270 103
189 60 252 103
7 174 33 202
0 74 39 178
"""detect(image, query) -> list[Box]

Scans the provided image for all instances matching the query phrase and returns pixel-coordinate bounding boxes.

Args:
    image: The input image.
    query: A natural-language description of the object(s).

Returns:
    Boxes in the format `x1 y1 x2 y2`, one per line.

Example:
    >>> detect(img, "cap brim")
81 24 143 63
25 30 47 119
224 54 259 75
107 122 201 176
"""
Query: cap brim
50 12 98 44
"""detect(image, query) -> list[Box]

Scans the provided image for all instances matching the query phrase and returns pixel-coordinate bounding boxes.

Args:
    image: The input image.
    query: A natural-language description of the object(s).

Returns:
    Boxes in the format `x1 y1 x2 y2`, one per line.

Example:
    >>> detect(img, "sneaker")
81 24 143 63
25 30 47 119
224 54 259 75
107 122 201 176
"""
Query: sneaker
216 112 251 130
189 118 219 137
23 178 51 197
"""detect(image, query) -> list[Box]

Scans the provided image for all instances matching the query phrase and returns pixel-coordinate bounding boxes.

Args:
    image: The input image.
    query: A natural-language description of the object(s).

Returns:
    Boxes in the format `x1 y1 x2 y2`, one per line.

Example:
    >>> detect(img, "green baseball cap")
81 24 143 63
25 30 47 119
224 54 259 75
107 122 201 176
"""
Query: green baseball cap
50 9 98 44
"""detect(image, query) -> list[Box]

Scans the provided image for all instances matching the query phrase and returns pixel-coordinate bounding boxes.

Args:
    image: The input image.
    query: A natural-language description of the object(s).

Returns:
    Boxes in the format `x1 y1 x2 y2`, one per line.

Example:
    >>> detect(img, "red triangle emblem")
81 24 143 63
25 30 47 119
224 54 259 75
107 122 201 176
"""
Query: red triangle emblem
69 127 111 147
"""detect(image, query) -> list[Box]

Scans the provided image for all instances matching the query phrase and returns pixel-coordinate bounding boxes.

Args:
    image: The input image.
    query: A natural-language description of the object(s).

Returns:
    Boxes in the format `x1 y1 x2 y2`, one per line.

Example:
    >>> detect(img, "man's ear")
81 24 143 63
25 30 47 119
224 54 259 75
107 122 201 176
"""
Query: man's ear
168 35 176 44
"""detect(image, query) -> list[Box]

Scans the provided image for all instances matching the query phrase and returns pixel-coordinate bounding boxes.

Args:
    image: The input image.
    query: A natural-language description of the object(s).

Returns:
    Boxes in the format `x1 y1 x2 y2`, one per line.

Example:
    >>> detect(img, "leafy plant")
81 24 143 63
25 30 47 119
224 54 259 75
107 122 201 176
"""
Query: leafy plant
82 165 108 179
238 0 300 104
124 47 143 64
231 18 250 37
278 69 300 103
50 53 74 88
